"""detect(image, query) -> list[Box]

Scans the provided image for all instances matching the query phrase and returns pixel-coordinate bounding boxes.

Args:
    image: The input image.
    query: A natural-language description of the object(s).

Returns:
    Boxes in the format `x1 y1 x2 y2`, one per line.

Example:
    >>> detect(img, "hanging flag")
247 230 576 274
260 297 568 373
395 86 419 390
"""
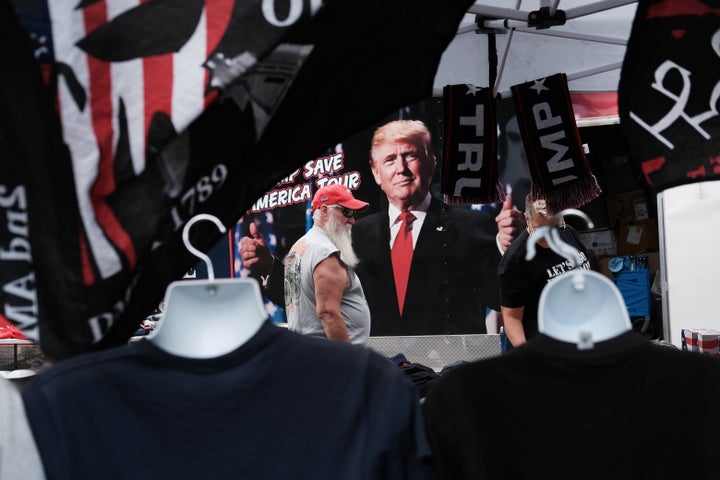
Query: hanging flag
441 84 504 205
511 73 601 215
618 0 720 191
0 0 76 348
2 0 474 360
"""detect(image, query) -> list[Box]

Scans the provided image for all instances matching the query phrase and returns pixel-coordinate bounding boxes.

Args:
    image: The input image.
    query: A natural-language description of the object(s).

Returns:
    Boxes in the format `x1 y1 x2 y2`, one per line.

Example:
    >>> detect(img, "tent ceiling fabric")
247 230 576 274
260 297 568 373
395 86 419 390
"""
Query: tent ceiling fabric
434 0 639 95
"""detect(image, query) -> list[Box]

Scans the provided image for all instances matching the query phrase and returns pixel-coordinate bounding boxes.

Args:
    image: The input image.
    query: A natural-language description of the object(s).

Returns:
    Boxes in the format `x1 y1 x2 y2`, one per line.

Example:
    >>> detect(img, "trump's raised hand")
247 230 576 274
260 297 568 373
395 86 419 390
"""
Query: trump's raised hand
239 221 274 275
495 195 524 252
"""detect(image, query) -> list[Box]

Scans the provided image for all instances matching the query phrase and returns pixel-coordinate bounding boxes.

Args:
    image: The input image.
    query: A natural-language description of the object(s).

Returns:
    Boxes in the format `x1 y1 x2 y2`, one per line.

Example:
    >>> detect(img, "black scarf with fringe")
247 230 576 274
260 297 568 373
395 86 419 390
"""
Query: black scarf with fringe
441 84 504 205
512 73 601 214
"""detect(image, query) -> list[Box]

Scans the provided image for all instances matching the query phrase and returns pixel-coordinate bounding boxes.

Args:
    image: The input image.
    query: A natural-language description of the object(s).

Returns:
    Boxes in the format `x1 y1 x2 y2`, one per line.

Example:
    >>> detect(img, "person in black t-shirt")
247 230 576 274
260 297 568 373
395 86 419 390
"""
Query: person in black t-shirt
498 194 590 347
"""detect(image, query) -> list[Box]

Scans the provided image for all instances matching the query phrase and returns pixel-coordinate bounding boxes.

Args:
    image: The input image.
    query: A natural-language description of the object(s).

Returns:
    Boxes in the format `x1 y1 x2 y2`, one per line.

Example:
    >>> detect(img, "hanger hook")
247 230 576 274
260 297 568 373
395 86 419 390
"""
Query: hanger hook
182 214 226 281
525 208 594 268
551 208 594 230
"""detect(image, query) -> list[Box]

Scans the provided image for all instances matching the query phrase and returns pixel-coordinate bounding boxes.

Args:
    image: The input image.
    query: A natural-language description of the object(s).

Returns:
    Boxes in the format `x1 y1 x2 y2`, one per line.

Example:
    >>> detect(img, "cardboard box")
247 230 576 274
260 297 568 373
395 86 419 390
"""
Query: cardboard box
617 219 659 255
595 254 655 278
577 228 617 257
604 190 652 227
683 329 697 351
682 328 720 356
646 251 660 275
594 255 615 280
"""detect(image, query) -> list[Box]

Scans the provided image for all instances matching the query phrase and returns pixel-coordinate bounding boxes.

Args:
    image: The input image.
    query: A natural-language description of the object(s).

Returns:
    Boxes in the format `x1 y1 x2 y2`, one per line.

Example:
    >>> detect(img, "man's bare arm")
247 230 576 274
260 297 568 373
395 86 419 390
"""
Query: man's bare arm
313 254 351 343
501 305 527 347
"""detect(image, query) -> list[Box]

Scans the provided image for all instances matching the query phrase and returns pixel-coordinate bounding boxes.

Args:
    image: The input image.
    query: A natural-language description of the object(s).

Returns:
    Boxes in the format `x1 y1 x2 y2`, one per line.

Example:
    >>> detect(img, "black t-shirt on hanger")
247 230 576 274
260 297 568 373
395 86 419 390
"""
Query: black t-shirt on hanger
498 225 590 340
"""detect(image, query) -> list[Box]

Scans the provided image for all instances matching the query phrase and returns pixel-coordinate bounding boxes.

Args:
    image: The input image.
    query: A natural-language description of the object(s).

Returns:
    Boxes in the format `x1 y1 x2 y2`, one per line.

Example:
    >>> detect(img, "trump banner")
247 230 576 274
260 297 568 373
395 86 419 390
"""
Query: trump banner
1 0 473 360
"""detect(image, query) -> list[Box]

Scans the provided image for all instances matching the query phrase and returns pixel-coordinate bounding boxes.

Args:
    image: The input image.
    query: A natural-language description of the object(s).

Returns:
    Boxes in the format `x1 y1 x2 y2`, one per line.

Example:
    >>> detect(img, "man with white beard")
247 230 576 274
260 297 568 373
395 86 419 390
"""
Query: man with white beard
283 184 371 345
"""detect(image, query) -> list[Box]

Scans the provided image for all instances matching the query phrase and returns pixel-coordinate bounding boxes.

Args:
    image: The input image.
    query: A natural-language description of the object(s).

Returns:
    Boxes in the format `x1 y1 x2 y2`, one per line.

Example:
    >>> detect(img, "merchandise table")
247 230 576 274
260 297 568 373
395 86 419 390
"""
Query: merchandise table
0 339 41 371
367 334 502 372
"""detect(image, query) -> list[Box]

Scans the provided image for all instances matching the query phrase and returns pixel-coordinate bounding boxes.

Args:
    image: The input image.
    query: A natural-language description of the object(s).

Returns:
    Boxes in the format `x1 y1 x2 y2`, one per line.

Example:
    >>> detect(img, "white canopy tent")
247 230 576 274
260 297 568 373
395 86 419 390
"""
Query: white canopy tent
434 0 638 98
430 1 640 202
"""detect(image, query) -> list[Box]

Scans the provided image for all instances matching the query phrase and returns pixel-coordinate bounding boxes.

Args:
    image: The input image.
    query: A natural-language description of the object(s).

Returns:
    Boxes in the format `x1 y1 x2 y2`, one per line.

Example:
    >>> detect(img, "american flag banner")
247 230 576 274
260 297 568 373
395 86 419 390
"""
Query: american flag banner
2 0 475 360
618 0 720 191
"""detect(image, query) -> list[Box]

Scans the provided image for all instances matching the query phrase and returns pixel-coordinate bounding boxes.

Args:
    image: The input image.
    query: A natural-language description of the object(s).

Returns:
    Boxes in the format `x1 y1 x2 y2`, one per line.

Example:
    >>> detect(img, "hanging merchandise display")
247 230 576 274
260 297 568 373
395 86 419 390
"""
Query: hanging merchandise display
424 219 720 479
441 84 504 205
511 73 602 215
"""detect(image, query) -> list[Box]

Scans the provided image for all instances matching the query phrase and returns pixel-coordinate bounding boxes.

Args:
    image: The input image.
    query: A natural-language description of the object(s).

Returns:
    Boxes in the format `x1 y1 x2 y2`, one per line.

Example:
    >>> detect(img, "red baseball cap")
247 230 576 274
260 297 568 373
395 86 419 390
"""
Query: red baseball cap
311 184 369 212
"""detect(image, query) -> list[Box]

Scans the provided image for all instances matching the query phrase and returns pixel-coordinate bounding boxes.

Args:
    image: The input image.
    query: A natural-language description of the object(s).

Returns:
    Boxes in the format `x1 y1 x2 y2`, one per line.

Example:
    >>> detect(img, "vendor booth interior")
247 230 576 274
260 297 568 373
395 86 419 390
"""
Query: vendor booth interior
2 0 720 479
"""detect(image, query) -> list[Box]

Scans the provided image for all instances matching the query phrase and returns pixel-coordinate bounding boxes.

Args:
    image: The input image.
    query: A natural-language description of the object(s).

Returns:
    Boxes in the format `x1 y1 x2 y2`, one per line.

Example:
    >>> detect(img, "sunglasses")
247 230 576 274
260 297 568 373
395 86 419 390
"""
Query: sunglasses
329 205 357 218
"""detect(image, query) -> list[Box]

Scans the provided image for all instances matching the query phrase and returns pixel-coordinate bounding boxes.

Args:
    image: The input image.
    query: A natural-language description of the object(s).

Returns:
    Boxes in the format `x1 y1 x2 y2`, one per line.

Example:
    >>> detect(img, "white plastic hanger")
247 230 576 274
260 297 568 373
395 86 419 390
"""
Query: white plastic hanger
528 209 632 349
148 214 267 359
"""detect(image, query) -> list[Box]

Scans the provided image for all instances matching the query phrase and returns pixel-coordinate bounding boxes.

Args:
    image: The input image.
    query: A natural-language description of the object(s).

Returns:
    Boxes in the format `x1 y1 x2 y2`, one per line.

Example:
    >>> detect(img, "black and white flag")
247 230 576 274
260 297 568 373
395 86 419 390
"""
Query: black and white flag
619 0 720 191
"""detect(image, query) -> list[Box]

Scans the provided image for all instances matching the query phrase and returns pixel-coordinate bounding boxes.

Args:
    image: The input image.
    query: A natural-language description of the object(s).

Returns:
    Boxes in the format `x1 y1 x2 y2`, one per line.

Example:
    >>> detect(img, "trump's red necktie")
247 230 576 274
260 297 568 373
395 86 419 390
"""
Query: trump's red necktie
391 211 416 315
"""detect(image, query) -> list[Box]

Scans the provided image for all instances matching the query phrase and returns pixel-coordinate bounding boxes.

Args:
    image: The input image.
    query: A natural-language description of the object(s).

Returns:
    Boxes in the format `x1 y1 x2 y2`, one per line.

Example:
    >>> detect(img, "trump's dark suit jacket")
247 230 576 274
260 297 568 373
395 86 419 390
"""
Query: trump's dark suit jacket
352 197 501 336
257 197 502 336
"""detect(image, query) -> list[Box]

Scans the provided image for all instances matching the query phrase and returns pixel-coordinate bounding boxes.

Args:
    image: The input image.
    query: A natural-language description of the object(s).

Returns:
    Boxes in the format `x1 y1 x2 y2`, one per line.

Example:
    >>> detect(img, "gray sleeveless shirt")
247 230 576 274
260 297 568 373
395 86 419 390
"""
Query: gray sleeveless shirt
284 226 371 345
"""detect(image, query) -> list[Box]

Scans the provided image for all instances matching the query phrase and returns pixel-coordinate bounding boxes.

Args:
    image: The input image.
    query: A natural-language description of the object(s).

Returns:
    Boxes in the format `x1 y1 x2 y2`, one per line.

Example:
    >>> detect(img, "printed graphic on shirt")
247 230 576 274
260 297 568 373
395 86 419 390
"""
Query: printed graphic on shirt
284 251 301 316
545 251 591 282
284 240 309 322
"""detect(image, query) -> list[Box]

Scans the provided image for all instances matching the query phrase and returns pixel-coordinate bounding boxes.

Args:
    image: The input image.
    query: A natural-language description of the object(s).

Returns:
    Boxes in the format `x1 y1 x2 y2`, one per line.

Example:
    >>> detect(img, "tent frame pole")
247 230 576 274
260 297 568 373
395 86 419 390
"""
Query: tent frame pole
467 0 637 25
495 26 627 46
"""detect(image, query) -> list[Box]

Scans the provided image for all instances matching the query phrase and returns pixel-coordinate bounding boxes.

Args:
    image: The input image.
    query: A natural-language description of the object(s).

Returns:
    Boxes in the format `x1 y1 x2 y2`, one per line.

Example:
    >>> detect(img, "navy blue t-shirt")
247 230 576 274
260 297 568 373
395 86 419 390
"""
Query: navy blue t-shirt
23 321 432 480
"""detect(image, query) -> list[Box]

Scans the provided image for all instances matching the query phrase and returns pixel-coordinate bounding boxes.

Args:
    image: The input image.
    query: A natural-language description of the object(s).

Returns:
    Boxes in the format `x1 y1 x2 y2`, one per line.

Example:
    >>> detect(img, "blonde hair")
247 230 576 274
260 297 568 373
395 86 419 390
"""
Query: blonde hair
525 194 550 219
525 194 565 231
370 120 436 165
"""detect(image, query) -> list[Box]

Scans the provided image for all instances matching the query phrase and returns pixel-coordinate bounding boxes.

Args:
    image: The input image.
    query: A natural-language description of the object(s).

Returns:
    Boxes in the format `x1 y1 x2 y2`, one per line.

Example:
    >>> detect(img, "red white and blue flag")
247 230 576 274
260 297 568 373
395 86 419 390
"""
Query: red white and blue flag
1 0 474 359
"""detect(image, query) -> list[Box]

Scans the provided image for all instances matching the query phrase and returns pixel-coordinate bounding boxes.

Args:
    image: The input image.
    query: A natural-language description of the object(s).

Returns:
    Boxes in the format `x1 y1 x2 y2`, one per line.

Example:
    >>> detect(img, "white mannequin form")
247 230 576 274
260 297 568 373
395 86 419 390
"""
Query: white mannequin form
148 214 267 359
527 209 631 349
538 270 631 349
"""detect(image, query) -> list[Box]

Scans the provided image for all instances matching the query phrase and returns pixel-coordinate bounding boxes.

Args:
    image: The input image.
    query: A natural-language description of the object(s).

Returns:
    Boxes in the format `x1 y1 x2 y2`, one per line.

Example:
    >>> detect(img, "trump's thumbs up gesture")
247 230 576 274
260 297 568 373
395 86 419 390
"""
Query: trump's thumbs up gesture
495 195 524 252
